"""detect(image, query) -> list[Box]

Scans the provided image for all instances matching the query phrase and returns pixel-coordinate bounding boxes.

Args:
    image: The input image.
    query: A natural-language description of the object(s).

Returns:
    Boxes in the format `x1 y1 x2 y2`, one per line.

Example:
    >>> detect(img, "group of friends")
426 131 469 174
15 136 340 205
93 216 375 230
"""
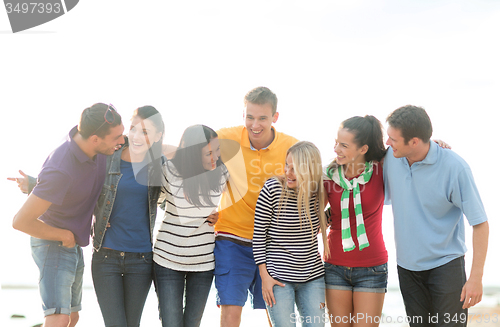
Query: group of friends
9 86 489 327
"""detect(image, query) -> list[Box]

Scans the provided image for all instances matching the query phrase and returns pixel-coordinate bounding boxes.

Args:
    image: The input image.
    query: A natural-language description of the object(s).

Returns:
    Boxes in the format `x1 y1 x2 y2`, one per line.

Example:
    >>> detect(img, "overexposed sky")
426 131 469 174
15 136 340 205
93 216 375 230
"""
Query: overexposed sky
1 0 499 288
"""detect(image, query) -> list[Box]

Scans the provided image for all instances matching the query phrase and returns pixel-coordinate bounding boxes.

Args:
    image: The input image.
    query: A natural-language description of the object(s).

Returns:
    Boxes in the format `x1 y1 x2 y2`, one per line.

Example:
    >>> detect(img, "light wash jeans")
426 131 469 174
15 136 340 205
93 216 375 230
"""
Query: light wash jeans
267 277 326 327
31 237 84 316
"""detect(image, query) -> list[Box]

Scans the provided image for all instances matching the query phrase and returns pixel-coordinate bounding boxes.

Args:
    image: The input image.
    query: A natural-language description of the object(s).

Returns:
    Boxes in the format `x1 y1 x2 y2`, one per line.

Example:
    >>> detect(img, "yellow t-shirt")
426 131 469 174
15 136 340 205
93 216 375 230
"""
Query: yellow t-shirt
215 126 298 239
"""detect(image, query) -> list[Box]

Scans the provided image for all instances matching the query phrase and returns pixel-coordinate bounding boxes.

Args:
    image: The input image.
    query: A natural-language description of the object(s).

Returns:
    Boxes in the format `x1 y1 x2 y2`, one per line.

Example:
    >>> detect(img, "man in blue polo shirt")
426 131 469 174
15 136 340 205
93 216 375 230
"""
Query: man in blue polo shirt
383 105 489 327
12 103 125 327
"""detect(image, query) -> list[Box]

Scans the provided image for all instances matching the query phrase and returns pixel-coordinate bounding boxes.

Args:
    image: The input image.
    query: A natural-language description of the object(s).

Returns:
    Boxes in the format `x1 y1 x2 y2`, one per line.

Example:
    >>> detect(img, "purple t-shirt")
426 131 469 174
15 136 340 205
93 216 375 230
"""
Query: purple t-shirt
32 126 106 247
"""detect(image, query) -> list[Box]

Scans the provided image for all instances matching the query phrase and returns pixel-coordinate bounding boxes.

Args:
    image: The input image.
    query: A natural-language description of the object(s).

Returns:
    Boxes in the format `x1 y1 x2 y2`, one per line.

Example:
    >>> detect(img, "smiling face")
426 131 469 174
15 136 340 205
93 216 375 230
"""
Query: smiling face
386 126 412 159
244 102 279 150
334 128 368 167
94 123 125 156
201 137 221 171
284 153 297 190
128 117 162 157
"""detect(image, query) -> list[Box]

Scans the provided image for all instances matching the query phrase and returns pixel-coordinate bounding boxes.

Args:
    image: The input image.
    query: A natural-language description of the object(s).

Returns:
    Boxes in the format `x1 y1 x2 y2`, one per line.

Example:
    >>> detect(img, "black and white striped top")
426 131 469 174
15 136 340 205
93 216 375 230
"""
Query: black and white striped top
153 161 229 272
253 178 325 283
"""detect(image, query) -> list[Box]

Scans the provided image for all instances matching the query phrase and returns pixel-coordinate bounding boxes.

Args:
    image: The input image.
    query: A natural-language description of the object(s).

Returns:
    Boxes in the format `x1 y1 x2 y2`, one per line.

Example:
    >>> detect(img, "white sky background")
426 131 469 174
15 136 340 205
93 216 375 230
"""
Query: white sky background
0 0 499 288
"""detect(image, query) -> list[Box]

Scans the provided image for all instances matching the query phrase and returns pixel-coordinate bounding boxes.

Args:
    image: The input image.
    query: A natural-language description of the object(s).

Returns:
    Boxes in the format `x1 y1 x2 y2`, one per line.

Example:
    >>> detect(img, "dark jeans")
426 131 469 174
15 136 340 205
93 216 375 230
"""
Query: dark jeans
91 249 153 327
154 262 214 327
397 256 468 327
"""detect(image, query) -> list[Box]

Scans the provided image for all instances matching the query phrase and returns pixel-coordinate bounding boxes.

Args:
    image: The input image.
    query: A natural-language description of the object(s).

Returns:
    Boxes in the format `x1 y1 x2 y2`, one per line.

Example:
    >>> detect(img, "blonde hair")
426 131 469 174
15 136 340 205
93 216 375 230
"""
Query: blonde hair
275 141 330 259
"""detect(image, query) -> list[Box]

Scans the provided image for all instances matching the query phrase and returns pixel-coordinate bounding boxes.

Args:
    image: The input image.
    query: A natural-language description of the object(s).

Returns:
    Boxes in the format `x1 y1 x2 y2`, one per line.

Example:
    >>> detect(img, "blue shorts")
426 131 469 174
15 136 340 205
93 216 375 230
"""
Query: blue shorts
31 237 84 316
213 239 266 309
324 262 388 293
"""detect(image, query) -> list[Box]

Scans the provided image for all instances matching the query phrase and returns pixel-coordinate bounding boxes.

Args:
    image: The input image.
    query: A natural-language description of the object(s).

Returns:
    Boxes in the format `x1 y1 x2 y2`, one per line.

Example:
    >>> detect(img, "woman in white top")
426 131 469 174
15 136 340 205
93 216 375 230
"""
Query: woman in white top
153 125 229 327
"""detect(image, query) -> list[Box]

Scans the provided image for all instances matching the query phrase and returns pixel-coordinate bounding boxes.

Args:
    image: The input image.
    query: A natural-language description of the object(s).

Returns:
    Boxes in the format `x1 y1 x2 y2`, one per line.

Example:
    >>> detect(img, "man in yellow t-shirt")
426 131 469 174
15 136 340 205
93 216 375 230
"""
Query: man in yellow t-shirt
214 86 298 327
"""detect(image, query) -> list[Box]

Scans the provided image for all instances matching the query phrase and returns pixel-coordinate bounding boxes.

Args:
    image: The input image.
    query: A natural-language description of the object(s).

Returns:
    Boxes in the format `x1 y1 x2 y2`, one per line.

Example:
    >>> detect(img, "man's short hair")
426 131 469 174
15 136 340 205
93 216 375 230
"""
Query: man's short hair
78 103 122 139
387 105 433 144
244 87 278 115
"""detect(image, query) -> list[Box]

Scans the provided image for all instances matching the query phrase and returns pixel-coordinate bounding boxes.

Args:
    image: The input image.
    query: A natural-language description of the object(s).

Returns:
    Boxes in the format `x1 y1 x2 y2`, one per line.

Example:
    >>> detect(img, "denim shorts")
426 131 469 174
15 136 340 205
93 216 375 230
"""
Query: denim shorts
324 262 388 293
213 240 266 309
31 237 84 316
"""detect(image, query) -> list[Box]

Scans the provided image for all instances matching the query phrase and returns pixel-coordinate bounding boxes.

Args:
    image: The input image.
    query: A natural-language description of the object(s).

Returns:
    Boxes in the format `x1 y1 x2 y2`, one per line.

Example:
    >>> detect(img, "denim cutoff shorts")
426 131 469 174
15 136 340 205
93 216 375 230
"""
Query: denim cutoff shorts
324 262 387 293
31 237 84 316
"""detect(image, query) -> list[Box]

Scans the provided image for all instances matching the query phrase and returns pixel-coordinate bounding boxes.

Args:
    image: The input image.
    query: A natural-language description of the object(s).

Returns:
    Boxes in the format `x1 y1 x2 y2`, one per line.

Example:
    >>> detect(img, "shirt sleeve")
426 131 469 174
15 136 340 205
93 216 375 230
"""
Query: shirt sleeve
221 164 230 185
383 153 392 206
253 180 276 266
32 168 72 206
451 168 488 226
27 175 37 194
158 160 171 208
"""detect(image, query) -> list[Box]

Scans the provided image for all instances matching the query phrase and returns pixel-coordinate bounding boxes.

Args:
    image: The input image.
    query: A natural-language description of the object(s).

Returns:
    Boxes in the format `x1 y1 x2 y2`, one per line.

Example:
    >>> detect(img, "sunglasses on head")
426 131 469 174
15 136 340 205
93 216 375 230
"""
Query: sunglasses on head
90 104 117 137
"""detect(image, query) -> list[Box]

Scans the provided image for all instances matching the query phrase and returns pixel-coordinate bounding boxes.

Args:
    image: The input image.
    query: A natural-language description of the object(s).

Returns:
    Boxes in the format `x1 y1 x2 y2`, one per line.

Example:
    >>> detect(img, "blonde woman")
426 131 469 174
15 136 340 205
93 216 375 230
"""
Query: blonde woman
253 141 330 327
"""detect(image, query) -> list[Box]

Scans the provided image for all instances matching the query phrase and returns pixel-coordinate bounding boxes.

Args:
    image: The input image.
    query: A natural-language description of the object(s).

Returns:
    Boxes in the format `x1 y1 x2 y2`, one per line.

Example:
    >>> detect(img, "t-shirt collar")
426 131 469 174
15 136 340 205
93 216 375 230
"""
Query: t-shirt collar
68 125 95 163
243 126 277 151
419 141 438 165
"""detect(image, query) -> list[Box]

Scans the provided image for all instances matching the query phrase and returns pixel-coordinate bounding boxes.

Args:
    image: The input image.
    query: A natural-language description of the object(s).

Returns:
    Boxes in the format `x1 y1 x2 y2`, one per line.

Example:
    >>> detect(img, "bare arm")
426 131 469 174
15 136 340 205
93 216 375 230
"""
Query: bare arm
12 194 76 247
460 221 489 309
162 144 177 160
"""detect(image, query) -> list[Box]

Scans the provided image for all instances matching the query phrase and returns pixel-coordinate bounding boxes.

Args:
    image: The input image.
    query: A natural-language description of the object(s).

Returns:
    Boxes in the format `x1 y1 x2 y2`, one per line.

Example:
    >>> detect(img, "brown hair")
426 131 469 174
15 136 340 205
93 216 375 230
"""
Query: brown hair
386 105 433 144
78 103 122 139
244 86 278 115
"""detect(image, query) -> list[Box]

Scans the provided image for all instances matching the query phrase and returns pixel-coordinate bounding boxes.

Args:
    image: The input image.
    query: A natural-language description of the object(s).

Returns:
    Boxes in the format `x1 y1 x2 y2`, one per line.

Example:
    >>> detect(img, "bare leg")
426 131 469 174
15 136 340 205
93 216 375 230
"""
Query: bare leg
221 305 243 327
43 314 70 327
353 292 385 327
68 312 79 327
326 289 354 327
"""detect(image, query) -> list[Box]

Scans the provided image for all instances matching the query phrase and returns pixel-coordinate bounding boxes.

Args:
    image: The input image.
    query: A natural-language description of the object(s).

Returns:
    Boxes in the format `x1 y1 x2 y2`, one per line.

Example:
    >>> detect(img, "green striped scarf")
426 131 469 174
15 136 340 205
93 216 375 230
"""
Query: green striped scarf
327 161 373 252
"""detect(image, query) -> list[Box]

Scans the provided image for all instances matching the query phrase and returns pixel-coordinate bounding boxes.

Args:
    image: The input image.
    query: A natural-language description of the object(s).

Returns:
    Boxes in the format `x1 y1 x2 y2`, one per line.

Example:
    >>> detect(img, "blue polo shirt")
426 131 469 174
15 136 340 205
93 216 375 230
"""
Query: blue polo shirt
383 141 487 271
32 126 107 247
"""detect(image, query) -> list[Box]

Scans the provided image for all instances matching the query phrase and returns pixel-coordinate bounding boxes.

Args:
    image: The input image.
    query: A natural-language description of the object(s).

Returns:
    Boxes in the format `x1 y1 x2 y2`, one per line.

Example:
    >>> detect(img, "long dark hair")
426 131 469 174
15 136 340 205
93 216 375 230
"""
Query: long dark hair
132 106 165 188
328 115 386 171
170 125 223 207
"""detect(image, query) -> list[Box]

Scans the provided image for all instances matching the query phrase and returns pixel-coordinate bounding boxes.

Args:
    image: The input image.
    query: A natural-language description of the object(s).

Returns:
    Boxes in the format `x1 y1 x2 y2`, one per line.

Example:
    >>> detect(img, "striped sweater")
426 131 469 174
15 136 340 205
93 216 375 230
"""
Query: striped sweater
153 161 229 272
253 178 324 283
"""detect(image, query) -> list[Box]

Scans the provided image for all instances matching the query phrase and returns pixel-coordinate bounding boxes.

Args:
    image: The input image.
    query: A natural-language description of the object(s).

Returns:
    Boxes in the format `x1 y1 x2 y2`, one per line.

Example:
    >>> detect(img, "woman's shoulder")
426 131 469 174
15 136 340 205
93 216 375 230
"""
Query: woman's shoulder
266 176 283 186
164 159 182 178
219 163 229 175
263 176 285 194
371 160 383 174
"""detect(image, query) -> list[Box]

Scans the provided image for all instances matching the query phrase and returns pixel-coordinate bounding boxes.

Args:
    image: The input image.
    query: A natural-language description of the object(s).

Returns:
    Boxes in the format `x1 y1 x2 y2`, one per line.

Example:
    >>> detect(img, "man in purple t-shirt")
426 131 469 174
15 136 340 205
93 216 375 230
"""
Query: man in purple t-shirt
12 103 125 327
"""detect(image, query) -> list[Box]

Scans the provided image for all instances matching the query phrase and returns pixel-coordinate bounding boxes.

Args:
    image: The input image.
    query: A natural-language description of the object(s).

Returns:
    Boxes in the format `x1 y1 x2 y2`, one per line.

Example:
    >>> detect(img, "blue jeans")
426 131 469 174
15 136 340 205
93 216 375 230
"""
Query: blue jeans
31 237 84 316
397 256 467 327
91 248 153 327
154 262 214 327
267 277 326 327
